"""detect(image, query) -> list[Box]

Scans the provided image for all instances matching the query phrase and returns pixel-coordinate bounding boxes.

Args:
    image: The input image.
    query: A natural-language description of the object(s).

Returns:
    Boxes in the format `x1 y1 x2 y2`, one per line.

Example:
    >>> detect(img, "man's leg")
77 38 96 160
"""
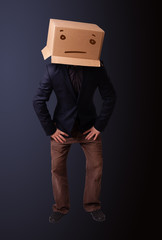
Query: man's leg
79 134 103 212
50 138 71 214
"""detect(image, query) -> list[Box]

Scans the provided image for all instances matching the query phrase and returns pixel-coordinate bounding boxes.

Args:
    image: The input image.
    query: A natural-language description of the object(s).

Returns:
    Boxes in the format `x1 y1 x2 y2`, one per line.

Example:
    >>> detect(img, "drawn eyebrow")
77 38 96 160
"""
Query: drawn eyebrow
60 30 64 32
92 34 96 37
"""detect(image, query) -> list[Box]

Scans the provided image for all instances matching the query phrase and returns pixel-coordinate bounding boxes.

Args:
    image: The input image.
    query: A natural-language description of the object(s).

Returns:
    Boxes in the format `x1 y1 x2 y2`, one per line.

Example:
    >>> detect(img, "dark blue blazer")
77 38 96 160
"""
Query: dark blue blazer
32 63 116 137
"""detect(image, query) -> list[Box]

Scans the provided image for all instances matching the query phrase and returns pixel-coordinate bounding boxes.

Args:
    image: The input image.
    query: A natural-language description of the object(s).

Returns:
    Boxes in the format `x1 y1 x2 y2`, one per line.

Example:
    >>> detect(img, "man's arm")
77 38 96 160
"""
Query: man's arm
94 65 117 132
32 64 56 136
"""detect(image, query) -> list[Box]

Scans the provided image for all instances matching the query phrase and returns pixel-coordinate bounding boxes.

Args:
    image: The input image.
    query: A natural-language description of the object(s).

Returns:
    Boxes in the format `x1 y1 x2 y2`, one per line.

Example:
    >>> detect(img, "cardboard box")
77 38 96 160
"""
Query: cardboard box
41 19 105 67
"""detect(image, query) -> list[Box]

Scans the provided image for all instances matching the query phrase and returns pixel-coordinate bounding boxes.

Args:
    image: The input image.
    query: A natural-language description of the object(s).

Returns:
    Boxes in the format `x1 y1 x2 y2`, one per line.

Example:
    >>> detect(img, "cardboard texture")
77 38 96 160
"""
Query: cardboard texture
41 19 105 67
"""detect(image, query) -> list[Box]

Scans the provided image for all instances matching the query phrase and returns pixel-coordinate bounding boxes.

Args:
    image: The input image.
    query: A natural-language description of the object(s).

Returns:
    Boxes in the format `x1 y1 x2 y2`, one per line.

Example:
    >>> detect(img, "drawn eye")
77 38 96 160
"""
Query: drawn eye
89 39 96 45
60 34 66 40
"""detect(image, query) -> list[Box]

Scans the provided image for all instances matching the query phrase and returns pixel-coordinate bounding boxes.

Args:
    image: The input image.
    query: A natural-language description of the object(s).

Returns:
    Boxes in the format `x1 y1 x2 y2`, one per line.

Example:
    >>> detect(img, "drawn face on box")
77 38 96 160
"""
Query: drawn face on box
54 28 102 60
41 19 105 67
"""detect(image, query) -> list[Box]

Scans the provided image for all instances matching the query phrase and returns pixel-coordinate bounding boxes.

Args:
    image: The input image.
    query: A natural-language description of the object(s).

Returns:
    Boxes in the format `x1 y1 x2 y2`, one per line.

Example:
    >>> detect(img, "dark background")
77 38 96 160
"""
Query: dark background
0 0 157 239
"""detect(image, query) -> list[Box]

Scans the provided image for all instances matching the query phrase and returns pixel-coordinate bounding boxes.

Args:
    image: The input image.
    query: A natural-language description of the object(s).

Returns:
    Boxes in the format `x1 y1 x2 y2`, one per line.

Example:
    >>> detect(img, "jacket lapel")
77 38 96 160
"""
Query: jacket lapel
61 64 88 104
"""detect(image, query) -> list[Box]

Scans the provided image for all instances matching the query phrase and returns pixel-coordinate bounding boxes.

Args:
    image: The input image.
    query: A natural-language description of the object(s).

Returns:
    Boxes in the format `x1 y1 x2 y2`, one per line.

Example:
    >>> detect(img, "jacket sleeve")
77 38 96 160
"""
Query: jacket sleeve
94 65 117 132
32 64 56 136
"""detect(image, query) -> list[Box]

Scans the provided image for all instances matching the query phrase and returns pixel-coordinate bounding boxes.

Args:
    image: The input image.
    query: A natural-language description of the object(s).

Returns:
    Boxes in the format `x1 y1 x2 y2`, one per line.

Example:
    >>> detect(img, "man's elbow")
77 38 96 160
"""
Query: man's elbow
32 95 38 110
110 89 117 106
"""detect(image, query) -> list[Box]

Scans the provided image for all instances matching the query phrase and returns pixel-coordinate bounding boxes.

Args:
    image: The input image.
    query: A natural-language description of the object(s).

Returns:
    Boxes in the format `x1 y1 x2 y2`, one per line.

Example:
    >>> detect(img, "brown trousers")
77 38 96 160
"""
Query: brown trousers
50 120 103 214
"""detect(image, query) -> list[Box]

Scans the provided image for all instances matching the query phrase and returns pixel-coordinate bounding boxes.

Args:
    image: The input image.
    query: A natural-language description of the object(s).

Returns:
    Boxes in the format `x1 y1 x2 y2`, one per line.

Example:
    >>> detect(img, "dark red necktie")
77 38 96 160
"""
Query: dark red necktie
67 65 83 97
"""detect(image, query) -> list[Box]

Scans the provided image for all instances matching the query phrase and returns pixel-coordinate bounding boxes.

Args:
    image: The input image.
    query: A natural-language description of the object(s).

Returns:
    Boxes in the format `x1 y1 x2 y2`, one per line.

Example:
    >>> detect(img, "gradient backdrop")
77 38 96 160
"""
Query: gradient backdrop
0 0 156 239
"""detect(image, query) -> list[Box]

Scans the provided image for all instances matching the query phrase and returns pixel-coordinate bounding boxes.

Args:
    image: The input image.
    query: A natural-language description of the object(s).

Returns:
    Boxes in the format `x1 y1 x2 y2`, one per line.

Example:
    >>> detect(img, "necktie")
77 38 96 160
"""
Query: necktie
67 65 83 97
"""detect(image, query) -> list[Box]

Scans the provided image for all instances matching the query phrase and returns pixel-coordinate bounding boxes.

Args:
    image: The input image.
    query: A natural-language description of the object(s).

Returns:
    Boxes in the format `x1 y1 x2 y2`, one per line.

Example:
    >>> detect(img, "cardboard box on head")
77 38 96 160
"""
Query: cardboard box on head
41 19 105 67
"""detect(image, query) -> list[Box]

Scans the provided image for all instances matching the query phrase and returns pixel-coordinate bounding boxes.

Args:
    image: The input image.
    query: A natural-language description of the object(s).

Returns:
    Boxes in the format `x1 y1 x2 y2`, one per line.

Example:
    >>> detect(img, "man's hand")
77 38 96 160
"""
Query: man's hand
83 126 100 140
51 129 69 143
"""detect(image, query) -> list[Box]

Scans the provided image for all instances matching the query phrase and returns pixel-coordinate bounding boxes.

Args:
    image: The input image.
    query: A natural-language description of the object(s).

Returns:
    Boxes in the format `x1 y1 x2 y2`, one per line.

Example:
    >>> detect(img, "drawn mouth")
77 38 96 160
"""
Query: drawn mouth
64 51 87 53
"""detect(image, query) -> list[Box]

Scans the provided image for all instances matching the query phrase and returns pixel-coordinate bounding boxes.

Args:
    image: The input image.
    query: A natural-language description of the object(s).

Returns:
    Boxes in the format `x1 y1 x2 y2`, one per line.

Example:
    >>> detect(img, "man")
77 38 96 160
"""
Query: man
32 19 116 223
